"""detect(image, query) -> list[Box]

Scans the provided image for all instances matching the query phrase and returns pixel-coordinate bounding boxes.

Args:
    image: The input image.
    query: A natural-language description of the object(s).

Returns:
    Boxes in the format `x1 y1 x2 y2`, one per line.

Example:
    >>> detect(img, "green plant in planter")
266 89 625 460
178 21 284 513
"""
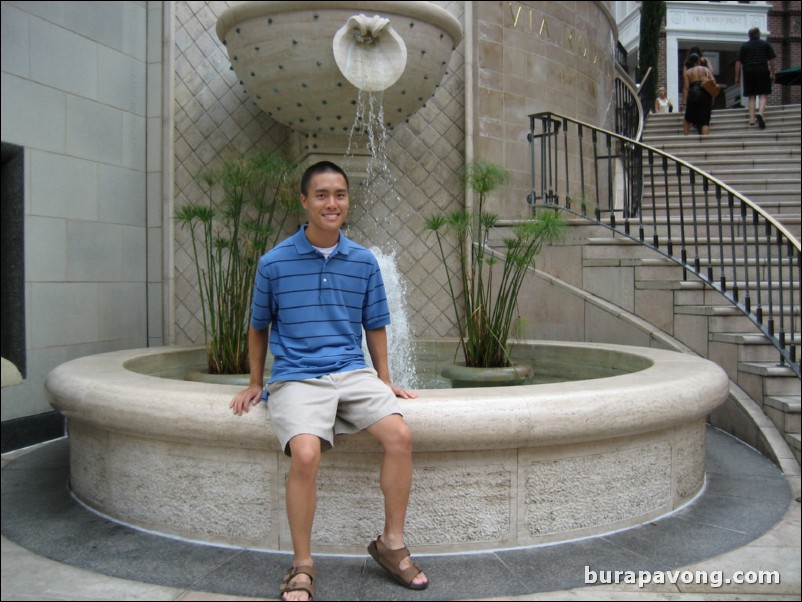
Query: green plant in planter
176 153 304 374
425 160 564 368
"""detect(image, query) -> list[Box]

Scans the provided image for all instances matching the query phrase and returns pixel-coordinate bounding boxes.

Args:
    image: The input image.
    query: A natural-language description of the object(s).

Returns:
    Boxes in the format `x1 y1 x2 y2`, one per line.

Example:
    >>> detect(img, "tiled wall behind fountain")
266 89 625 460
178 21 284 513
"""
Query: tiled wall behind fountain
172 1 466 345
173 1 290 345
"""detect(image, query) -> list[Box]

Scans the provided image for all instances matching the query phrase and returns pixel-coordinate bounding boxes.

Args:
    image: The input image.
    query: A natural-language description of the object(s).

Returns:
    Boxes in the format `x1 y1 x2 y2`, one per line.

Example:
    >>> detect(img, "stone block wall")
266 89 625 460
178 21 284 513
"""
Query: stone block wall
0 1 158 426
474 1 617 219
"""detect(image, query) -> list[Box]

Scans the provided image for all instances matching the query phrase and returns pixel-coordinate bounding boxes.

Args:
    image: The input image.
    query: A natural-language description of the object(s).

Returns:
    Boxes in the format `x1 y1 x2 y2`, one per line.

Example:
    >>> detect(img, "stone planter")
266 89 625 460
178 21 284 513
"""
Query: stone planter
441 362 533 387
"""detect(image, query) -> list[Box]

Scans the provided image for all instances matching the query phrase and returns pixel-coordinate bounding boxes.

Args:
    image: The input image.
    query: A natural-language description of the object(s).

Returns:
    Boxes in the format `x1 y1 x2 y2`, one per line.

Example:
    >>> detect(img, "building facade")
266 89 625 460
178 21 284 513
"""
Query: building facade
618 1 800 110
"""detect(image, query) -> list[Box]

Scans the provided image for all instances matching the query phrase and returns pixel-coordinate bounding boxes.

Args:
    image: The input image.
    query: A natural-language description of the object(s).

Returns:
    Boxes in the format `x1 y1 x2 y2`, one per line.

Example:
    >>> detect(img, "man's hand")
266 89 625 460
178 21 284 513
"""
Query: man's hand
230 384 264 415
389 384 418 399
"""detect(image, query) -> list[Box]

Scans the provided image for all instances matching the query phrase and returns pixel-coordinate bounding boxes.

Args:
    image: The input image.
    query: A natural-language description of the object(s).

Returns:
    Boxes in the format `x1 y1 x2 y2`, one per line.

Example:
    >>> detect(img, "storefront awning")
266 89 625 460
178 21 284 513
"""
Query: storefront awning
776 66 801 86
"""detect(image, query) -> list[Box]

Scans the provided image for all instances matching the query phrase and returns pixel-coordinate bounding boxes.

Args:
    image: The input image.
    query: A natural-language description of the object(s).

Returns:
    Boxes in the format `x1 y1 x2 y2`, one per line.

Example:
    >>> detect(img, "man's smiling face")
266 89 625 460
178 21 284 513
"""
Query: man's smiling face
301 171 349 247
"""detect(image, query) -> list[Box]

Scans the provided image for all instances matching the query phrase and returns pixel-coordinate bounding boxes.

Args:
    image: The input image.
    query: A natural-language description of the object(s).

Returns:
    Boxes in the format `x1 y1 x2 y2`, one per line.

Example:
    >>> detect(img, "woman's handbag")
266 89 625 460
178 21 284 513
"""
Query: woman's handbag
701 78 720 98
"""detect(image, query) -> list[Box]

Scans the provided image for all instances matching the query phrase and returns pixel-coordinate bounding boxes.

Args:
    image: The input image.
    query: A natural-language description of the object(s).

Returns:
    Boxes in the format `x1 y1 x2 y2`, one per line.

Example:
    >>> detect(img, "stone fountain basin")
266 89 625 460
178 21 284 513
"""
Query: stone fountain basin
215 1 462 134
46 341 728 554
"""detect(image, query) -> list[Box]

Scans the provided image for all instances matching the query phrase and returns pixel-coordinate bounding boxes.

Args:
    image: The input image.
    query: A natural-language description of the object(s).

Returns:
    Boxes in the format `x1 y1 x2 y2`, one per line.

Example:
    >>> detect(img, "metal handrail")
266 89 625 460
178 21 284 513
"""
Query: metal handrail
527 111 801 377
614 65 645 141
639 65 654 91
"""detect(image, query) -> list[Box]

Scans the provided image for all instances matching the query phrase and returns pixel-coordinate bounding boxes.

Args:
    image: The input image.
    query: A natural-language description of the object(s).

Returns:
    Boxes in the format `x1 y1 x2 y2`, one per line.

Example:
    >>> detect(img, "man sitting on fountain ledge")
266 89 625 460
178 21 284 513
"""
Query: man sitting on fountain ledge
230 161 427 600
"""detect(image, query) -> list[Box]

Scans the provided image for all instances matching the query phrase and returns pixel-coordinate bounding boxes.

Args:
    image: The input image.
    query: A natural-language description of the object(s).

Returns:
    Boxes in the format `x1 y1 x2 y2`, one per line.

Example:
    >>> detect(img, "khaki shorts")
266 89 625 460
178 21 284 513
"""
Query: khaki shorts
266 367 402 456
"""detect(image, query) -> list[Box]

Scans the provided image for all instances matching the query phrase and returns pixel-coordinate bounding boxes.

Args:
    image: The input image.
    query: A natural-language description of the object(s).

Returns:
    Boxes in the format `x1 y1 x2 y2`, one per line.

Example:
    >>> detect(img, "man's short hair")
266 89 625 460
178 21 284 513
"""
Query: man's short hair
748 27 761 40
301 161 350 196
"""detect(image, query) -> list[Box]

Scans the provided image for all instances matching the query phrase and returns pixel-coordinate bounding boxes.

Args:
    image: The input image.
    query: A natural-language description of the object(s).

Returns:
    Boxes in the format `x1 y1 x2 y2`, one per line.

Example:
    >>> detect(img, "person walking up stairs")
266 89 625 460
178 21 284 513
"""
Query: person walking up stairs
642 104 801 238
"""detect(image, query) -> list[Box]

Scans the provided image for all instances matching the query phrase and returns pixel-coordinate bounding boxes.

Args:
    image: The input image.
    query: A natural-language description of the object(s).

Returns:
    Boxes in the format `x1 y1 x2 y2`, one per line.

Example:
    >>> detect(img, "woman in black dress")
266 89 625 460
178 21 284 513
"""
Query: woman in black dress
682 53 715 136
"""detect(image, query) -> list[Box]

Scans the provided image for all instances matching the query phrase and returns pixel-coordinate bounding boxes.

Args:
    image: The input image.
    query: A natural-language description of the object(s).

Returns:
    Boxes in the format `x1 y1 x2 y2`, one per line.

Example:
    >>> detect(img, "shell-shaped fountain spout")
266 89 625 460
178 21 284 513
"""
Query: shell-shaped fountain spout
347 14 390 41
333 14 407 92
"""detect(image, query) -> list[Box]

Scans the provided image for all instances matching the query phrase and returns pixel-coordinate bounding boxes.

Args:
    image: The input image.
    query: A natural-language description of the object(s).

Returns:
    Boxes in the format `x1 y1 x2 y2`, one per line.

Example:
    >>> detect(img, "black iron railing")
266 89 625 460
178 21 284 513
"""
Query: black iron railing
612 66 649 216
527 111 801 377
614 64 647 141
615 41 629 73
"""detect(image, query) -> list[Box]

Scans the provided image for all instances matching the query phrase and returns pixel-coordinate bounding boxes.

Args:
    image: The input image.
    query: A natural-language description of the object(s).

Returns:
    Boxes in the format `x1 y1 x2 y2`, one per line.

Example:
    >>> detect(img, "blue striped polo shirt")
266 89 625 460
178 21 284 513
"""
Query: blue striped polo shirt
250 225 391 383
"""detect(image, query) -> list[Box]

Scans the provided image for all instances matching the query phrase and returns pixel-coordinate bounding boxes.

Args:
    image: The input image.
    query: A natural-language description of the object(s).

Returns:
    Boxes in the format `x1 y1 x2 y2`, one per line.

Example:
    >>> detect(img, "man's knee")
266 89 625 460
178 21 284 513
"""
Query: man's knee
288 435 322 477
378 416 413 454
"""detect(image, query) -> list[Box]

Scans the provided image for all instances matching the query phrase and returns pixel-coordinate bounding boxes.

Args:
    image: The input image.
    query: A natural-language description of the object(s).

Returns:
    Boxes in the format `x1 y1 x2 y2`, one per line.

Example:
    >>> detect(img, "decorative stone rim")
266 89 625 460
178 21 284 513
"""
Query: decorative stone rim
46 341 730 454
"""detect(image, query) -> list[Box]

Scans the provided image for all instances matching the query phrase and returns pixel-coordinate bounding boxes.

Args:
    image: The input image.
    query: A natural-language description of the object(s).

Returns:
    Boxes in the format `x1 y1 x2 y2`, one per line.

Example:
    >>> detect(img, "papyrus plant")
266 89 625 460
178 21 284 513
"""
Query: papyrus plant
176 153 303 374
425 160 564 368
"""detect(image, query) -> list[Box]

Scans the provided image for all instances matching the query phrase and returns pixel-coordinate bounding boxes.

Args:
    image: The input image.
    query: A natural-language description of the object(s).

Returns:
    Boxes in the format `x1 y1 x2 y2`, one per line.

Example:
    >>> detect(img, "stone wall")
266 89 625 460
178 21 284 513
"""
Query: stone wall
0 1 157 424
473 1 617 218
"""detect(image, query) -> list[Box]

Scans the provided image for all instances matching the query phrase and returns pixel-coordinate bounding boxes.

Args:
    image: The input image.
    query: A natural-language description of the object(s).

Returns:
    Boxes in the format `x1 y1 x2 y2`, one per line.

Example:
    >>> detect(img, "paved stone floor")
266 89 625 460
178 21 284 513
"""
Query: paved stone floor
2 427 800 601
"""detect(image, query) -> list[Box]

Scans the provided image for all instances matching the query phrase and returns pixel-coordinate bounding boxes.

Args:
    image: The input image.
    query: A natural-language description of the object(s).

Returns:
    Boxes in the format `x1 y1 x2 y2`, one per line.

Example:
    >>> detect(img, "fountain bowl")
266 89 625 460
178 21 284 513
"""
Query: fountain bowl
215 1 462 134
46 340 728 554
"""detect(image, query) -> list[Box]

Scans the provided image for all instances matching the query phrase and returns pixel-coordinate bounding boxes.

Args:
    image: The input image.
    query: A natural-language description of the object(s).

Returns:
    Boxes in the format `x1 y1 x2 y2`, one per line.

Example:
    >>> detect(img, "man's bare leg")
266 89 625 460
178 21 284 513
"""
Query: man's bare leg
366 414 428 588
283 434 321 602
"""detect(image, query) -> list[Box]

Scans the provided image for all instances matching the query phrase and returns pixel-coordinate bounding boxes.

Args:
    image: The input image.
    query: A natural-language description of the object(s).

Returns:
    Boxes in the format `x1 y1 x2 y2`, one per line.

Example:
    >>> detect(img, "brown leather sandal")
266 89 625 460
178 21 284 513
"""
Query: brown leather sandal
280 565 316 601
367 537 428 590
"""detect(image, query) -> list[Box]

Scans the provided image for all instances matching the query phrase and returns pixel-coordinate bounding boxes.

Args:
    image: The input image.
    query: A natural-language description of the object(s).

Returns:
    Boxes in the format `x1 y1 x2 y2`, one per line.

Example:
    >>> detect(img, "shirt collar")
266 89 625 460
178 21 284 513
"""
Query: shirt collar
292 225 351 257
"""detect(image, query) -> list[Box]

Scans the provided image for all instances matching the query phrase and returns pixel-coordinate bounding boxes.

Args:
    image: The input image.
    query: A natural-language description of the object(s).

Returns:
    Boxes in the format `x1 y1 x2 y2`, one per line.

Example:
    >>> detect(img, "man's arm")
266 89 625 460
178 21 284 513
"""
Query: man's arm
364 326 417 399
230 326 269 415
734 60 741 85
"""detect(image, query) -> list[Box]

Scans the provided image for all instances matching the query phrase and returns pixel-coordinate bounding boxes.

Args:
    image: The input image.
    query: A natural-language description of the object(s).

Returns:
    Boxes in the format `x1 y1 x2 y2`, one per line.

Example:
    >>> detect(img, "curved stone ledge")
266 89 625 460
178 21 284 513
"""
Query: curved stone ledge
46 341 729 553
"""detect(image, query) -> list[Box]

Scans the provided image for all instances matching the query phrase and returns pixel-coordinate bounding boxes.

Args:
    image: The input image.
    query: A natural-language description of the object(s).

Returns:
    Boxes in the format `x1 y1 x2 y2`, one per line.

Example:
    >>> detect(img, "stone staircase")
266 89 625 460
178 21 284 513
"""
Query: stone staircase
643 105 801 239
640 105 800 465
521 105 800 468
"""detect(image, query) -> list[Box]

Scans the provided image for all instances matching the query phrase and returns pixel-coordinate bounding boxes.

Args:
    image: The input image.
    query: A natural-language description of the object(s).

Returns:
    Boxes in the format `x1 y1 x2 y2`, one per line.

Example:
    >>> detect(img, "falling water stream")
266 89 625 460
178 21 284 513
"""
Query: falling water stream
345 90 419 388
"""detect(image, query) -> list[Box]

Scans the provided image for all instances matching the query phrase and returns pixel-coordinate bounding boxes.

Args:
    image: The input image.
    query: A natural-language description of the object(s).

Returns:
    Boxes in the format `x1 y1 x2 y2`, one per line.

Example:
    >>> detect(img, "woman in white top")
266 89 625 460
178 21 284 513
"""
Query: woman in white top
654 87 673 113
